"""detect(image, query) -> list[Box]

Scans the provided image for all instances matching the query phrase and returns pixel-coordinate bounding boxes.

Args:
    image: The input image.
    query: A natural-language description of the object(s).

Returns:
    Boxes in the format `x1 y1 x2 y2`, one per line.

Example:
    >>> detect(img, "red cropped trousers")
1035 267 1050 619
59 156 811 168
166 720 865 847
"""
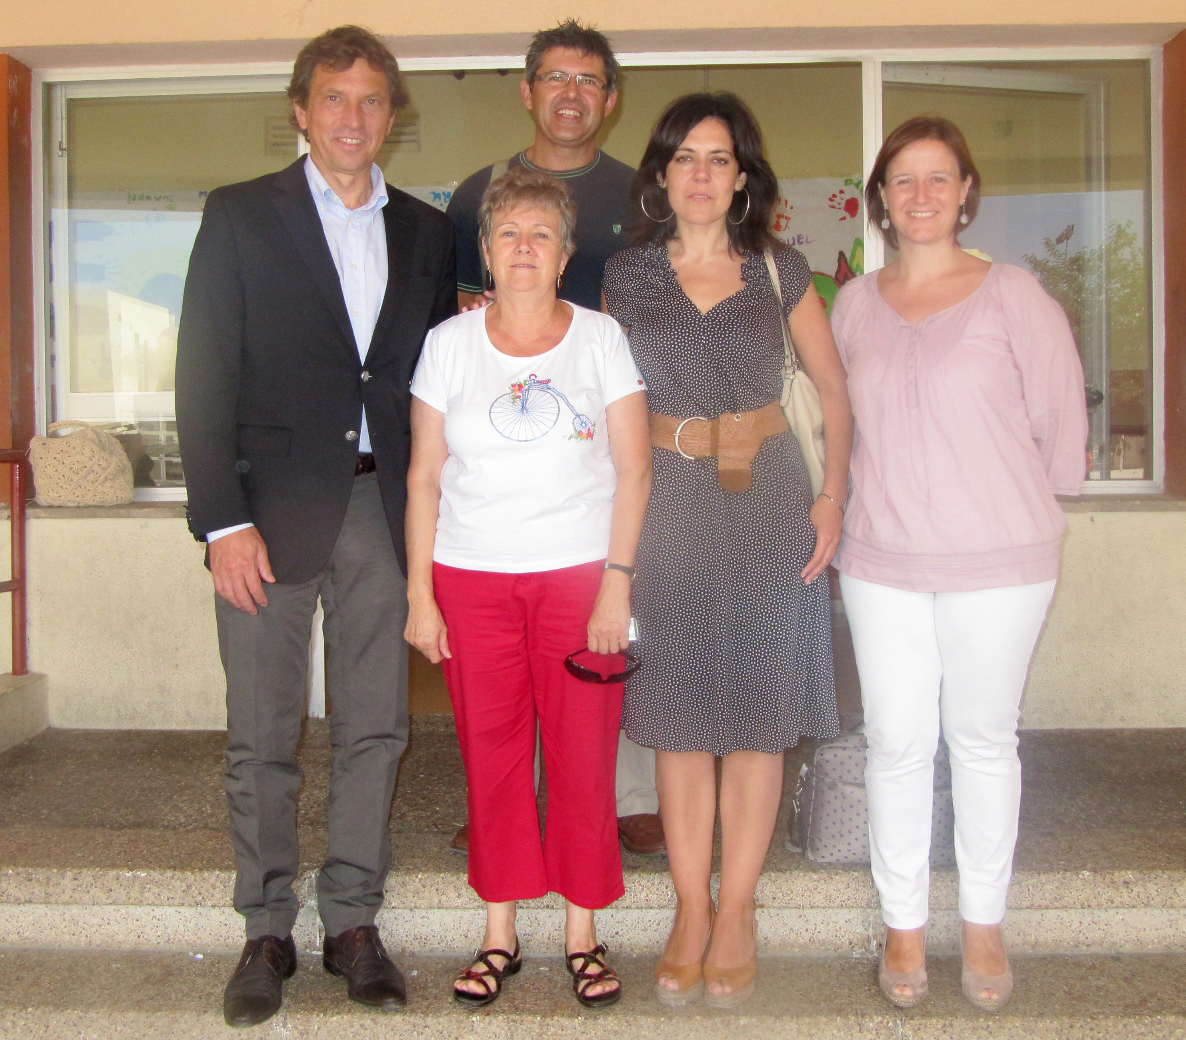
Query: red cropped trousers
434 560 625 908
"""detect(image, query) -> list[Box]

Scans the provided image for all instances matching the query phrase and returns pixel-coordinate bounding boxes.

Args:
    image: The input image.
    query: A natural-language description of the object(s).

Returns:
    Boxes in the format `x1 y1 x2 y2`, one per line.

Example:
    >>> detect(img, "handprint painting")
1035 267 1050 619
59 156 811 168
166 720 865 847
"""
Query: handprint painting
771 176 865 316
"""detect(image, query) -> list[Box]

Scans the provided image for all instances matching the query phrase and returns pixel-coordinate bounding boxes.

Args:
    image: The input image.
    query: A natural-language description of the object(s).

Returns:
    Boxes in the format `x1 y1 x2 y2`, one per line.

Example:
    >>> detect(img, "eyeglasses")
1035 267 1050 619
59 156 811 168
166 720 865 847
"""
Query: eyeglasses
534 71 607 93
564 648 641 684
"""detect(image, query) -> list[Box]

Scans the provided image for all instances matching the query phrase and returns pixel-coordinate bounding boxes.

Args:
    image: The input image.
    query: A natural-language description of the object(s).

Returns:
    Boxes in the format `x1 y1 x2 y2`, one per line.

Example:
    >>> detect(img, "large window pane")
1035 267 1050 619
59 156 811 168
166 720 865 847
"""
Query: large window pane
380 63 865 302
48 67 865 497
885 61 1153 482
48 89 292 491
47 58 1153 494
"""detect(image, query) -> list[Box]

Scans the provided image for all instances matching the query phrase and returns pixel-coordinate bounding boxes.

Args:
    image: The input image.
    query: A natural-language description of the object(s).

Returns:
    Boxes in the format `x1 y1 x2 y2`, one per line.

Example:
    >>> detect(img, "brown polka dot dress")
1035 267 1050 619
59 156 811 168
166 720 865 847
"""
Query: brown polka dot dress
602 240 839 756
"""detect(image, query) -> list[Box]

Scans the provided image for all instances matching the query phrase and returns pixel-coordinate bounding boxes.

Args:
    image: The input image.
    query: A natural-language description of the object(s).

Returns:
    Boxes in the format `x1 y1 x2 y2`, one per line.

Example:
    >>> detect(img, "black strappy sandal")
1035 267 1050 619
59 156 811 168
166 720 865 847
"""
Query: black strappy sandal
565 942 622 1010
452 941 522 1008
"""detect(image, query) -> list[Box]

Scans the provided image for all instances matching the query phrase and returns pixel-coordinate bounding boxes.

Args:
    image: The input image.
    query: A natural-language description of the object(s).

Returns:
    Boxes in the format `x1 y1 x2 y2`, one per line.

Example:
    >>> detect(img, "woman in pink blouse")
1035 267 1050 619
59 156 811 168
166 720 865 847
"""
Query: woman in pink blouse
830 116 1088 1012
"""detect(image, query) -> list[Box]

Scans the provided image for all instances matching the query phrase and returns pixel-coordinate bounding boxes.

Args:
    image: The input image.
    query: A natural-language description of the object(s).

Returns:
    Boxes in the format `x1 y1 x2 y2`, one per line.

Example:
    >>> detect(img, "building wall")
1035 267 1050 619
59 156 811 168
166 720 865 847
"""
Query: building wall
0 507 1182 730
0 513 223 729
1030 507 1186 727
1 1 1183 68
1 0 1184 49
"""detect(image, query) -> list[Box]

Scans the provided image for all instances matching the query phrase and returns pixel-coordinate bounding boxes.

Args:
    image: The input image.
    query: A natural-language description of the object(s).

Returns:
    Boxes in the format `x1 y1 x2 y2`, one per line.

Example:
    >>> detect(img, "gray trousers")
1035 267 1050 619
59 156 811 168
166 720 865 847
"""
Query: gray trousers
216 473 409 940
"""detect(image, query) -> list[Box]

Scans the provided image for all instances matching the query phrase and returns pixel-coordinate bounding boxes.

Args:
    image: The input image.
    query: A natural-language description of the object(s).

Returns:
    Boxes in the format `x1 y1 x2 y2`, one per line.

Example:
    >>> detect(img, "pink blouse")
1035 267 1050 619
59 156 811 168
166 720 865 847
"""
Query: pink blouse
831 263 1088 593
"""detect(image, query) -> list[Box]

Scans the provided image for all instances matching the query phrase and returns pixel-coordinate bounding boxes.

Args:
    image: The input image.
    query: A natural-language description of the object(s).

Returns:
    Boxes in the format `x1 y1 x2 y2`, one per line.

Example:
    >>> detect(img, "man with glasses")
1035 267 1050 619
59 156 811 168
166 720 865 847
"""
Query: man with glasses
448 19 631 313
445 20 664 857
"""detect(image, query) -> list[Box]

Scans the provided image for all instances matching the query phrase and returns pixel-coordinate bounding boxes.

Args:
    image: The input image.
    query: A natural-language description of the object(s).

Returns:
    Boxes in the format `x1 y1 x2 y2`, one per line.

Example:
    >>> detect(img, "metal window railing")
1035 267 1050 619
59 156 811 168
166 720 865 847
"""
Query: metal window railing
0 450 28 676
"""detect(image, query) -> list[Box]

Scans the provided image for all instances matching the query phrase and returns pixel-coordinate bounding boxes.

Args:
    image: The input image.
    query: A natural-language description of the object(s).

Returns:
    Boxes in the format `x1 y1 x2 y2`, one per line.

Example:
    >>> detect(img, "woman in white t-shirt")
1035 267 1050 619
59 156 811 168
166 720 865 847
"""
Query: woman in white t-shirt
405 168 651 1011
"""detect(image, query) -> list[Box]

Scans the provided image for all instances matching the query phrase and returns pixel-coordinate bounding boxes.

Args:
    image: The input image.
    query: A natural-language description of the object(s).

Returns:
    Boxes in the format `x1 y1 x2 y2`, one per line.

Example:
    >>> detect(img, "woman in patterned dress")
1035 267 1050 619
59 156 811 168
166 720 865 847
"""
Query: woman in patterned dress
602 93 852 1009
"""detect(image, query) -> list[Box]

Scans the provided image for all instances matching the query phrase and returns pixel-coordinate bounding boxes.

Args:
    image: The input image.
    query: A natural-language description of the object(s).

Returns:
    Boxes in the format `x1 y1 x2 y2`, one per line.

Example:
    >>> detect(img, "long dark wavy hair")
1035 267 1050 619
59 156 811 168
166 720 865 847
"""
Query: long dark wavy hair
630 92 778 255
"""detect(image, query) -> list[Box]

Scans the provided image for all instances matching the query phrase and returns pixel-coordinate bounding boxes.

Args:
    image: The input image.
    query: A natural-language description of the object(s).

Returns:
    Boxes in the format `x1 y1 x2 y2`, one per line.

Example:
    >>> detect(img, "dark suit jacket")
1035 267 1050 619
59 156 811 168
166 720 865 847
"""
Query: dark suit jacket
176 159 456 582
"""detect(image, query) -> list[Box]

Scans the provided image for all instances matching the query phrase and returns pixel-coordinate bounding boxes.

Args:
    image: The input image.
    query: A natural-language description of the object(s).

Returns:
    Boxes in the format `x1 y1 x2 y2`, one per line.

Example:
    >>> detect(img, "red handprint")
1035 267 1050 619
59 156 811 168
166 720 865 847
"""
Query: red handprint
828 189 860 221
773 195 794 233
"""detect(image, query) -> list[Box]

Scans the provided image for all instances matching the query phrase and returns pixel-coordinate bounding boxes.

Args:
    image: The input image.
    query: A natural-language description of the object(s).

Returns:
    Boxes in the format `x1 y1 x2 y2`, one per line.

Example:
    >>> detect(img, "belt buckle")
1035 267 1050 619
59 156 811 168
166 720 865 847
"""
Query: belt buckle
673 416 710 461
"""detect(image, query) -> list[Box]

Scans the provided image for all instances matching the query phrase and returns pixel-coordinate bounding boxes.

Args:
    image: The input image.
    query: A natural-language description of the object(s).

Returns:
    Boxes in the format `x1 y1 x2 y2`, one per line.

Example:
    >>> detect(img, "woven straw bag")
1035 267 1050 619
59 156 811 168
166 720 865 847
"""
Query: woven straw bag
28 420 135 506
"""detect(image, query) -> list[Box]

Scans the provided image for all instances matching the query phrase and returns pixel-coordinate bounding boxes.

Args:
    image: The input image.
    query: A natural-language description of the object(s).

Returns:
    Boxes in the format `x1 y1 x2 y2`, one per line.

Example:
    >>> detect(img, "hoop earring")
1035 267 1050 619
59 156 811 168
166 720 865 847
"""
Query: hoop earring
556 269 565 292
483 269 495 293
958 203 969 226
640 192 673 222
728 188 751 226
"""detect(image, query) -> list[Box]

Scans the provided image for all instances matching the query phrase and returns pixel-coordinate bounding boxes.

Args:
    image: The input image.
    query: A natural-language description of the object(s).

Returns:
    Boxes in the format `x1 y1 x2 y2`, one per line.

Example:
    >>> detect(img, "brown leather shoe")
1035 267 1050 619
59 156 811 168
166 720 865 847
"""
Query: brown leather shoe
323 925 407 1011
222 934 296 1027
450 823 469 854
618 813 666 855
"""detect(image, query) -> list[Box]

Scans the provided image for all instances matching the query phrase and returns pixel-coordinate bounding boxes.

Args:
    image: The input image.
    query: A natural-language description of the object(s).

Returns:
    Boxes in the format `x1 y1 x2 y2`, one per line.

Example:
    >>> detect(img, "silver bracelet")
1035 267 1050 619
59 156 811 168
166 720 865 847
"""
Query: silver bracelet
817 492 845 513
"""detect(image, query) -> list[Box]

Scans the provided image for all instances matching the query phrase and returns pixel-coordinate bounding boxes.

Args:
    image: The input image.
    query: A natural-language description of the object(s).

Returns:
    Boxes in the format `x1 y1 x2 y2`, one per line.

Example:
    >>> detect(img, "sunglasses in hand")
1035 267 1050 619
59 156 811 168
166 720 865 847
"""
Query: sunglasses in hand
564 648 641 684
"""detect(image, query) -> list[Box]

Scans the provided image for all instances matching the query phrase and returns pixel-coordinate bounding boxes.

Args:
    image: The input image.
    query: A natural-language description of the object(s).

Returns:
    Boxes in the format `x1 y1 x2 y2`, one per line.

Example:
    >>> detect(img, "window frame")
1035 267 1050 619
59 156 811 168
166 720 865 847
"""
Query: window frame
32 45 1164 500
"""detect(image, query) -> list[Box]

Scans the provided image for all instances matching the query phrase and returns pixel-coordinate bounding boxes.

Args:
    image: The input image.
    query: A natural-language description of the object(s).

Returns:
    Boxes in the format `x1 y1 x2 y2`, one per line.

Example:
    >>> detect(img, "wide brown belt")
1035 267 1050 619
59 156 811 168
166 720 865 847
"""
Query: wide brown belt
650 401 789 493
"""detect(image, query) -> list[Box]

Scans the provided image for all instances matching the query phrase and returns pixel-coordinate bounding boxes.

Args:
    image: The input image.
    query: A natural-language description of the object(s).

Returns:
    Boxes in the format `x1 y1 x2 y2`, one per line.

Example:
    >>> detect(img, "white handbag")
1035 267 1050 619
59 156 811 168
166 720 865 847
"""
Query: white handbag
764 250 826 496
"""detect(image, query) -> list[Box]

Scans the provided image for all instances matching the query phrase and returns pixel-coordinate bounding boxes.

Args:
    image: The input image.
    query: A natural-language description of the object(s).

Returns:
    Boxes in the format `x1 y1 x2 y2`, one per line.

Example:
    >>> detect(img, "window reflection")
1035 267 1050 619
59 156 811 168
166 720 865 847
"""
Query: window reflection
884 60 1152 480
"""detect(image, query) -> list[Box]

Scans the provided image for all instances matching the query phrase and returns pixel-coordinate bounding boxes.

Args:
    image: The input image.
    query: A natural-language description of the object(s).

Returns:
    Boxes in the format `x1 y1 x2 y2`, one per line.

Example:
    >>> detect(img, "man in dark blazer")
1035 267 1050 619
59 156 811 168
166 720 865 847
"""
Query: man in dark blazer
176 25 455 1028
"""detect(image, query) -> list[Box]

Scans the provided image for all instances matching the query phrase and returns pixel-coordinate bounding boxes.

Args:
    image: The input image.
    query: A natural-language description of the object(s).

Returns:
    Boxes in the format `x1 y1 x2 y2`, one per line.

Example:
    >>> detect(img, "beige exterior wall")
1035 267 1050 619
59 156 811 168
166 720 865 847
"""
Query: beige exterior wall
0 0 1183 44
1027 508 1186 727
2 2 1183 62
0 508 1182 730
1 513 225 729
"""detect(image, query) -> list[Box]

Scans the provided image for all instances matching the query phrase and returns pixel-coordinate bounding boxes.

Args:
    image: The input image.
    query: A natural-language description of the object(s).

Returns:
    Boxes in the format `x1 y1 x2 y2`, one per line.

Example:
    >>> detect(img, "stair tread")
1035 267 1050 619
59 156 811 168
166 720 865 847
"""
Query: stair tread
2 722 1184 875
2 724 1185 958
2 949 1185 1039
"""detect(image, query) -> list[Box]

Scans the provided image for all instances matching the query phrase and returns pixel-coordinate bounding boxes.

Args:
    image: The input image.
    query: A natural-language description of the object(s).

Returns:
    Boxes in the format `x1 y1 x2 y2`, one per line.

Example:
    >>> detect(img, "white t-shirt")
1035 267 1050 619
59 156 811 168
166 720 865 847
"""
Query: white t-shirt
411 303 646 573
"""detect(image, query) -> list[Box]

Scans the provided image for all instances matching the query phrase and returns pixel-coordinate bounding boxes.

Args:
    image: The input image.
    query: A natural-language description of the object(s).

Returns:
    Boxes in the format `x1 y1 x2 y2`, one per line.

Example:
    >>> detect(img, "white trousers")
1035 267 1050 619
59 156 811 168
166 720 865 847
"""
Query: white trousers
839 574 1056 929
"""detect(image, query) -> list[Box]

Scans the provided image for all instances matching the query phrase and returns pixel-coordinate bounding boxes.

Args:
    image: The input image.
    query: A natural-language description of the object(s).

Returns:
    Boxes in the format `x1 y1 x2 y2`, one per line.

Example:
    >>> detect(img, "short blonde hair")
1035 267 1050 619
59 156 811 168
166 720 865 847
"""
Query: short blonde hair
478 167 577 257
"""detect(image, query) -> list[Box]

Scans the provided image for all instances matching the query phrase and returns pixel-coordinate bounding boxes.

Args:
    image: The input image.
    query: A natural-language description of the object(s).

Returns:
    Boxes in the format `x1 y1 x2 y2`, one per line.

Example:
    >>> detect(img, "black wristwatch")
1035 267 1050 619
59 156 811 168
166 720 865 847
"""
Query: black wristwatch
604 562 636 580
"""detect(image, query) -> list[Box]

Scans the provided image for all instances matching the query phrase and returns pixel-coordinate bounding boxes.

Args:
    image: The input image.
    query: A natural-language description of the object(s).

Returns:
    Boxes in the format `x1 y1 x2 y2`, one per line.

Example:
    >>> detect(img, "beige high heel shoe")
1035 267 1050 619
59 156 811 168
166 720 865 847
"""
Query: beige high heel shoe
877 927 928 1009
960 922 1013 1012
654 901 715 1008
703 910 757 1010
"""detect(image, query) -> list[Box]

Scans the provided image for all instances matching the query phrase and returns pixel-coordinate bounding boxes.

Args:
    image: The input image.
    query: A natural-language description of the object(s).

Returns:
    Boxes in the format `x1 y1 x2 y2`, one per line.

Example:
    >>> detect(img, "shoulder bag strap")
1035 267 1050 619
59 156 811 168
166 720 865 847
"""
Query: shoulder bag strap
764 248 801 404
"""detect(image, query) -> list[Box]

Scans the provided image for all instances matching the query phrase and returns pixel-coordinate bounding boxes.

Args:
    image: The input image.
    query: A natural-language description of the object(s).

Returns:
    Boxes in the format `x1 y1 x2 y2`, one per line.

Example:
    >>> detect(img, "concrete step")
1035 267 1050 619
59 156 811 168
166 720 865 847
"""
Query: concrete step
1 721 1185 957
3 860 1185 958
2 948 1186 1039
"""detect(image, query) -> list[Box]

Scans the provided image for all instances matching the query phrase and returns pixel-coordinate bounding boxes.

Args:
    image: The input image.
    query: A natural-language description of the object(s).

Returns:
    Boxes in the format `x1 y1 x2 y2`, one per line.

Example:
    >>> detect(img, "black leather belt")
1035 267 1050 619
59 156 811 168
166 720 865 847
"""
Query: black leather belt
354 453 376 476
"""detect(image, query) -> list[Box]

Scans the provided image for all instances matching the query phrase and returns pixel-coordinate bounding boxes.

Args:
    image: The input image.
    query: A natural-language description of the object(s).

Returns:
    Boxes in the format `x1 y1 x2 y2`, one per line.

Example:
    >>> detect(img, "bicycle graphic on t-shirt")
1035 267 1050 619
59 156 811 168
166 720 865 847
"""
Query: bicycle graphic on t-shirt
489 374 595 442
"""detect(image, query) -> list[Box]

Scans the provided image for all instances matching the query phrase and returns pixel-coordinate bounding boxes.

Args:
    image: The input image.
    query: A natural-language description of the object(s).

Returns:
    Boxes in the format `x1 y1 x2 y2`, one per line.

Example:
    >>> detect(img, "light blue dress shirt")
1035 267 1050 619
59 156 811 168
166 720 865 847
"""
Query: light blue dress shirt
303 156 390 454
